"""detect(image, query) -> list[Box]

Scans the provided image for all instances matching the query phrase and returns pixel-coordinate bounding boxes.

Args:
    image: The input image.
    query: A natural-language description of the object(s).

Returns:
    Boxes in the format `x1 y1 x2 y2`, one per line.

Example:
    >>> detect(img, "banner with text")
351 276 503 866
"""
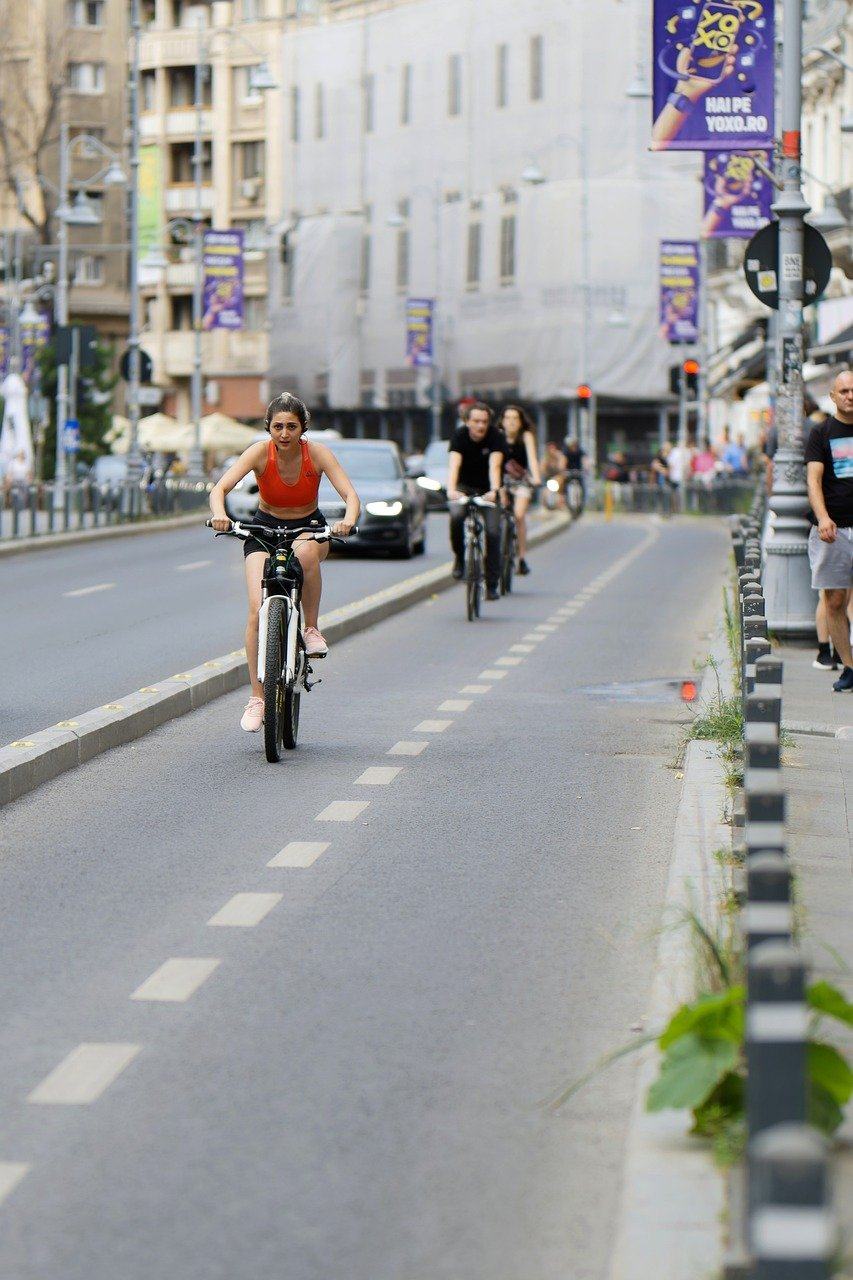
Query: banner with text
660 240 700 344
702 149 774 238
405 297 434 367
651 1 774 151
21 313 52 384
137 145 162 260
202 229 244 331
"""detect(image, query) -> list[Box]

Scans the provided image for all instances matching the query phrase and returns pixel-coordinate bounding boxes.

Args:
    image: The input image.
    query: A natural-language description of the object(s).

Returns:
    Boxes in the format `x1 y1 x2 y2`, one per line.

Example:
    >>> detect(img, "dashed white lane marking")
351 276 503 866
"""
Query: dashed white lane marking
268 841 330 867
461 684 490 694
28 1043 141 1105
479 669 507 680
414 719 453 733
315 800 370 822
208 892 283 927
438 699 472 713
495 656 524 667
175 560 212 572
0 1164 29 1206
535 625 557 633
355 766 402 786
388 741 429 756
510 644 535 654
62 582 116 599
131 958 220 1002
522 634 545 643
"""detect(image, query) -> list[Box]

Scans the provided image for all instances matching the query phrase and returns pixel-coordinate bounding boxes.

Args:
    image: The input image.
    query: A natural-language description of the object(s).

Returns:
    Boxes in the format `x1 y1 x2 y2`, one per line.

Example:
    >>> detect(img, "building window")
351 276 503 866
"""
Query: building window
466 221 482 290
360 205 372 296
241 0 265 17
68 0 104 27
363 73 375 134
530 35 544 101
67 62 105 95
141 70 156 112
499 214 516 285
448 53 462 117
168 66 210 108
315 83 325 139
170 294 194 330
290 86 300 142
233 140 265 201
496 43 509 108
68 125 106 156
172 0 207 29
280 230 295 303
170 140 212 184
73 254 104 286
395 199 410 293
233 66 262 104
400 63 412 125
244 296 267 330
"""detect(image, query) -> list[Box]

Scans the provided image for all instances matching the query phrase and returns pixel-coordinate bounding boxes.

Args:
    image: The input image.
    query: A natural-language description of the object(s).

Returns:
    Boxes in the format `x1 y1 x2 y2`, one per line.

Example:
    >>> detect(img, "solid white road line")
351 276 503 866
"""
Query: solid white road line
413 719 453 733
131 958 221 1002
207 892 283 927
28 1043 141 1105
268 841 330 867
175 560 212 572
388 741 429 756
62 582 116 599
355 767 402 786
495 656 524 667
438 699 472 712
0 1164 29 1206
461 684 491 694
315 800 370 822
479 669 508 680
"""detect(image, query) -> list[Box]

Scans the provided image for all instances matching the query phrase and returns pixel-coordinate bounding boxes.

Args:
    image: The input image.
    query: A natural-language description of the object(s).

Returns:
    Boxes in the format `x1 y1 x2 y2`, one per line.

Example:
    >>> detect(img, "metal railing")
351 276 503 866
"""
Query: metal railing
591 478 757 516
729 497 837 1279
0 478 212 542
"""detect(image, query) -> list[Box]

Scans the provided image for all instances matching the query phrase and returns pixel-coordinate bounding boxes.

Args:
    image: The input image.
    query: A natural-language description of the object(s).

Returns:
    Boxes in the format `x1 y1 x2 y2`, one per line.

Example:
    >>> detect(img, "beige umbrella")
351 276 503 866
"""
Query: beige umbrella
110 413 192 453
198 413 259 453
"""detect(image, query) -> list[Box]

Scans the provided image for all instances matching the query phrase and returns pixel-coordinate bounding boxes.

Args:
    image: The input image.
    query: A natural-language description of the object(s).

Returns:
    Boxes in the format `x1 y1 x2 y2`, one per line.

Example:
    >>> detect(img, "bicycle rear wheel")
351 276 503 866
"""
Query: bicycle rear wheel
263 598 285 762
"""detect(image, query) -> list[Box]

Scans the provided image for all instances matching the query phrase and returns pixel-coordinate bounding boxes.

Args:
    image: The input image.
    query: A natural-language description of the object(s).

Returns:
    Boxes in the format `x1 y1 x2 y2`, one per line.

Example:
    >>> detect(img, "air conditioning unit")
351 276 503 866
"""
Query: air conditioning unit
240 177 262 203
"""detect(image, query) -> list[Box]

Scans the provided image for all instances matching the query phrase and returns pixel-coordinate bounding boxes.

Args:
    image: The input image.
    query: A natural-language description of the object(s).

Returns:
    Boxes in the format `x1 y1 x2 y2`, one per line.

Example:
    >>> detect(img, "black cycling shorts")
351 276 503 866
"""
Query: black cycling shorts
243 509 325 558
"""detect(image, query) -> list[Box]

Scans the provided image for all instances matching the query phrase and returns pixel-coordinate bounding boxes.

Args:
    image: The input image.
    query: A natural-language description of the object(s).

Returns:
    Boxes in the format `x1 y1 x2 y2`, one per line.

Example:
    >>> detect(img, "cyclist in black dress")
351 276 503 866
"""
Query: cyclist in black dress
498 404 542 575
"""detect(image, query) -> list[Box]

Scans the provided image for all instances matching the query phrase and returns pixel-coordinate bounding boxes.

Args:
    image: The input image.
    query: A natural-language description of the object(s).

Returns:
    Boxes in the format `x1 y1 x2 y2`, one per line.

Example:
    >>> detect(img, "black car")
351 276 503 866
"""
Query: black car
319 439 427 557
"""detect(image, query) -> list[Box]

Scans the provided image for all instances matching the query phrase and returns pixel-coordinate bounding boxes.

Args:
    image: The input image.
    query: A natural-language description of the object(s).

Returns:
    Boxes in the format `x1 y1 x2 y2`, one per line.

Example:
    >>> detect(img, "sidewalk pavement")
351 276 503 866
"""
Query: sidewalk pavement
777 639 853 1270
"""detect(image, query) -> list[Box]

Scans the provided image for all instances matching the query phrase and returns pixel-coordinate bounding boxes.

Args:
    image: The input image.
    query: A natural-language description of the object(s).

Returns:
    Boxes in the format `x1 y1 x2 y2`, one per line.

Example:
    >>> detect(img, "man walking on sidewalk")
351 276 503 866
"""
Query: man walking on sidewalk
805 369 853 692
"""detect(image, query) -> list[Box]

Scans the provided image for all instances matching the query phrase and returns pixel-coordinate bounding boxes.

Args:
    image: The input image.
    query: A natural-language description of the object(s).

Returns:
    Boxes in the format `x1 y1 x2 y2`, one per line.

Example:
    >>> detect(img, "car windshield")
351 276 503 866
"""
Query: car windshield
424 442 449 465
329 446 402 481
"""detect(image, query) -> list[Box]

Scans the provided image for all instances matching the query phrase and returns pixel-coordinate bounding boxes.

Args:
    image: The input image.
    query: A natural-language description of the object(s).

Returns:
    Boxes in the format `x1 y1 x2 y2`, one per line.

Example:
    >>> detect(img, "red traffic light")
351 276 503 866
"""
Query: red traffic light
577 384 593 400
682 359 700 376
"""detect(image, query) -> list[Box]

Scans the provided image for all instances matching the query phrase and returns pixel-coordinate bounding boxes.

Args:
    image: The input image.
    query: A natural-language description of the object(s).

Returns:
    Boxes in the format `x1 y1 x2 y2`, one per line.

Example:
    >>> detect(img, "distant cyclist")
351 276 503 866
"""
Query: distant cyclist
209 392 360 732
447 401 505 600
498 404 542 576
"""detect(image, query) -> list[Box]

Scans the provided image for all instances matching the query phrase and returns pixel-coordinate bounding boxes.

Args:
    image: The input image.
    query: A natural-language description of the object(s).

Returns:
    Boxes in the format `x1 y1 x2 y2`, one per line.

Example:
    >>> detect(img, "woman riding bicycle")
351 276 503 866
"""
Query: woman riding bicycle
497 404 542 576
209 392 360 732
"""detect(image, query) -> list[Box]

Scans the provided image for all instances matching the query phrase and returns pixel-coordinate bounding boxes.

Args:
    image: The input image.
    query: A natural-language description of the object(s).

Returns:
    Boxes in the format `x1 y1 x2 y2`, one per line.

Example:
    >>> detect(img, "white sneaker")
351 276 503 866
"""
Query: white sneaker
240 696 264 732
304 627 328 658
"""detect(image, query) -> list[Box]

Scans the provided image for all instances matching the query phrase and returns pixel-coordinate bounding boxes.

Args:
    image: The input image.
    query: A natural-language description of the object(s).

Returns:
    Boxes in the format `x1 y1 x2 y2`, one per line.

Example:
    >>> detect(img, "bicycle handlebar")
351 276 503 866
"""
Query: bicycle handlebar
205 518 358 545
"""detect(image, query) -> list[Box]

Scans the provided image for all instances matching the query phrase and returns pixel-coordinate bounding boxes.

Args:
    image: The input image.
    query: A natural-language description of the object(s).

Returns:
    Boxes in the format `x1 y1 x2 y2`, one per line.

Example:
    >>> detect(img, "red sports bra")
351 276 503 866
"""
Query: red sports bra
257 439 321 509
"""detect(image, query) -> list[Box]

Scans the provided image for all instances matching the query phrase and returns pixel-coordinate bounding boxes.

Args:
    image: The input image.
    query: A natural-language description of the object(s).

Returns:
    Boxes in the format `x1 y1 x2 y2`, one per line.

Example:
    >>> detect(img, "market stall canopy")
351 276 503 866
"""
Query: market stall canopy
109 413 192 453
198 414 259 451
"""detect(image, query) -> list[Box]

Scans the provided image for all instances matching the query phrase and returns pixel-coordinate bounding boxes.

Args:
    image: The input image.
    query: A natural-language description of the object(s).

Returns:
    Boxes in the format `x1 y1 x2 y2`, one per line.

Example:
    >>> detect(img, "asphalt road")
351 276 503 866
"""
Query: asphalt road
1 512 449 745
0 515 729 1280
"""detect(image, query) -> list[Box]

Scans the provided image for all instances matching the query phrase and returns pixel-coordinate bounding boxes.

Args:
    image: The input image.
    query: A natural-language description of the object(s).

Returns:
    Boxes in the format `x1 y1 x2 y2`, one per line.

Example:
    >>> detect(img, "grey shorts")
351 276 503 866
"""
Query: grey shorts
808 525 853 589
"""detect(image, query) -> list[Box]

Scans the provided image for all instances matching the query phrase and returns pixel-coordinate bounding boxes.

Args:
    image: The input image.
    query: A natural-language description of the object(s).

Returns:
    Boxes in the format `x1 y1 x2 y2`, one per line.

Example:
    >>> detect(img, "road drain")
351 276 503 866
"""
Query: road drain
583 677 699 704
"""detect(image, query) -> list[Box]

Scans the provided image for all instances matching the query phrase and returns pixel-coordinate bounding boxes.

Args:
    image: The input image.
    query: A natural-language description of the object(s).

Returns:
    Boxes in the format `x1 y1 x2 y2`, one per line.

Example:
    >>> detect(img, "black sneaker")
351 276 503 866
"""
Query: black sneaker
486 584 500 601
813 644 838 671
452 558 464 580
832 666 853 692
517 559 531 576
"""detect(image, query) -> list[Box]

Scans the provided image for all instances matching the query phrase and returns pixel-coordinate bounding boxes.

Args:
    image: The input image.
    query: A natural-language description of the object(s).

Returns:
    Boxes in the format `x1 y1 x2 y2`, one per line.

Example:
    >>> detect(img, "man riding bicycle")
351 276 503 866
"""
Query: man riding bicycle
447 401 505 601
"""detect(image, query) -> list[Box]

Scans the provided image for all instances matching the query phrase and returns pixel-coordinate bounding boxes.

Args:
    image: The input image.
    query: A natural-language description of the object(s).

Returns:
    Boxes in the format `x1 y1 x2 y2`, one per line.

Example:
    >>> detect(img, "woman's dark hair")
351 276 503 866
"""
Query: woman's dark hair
498 403 536 438
265 392 311 433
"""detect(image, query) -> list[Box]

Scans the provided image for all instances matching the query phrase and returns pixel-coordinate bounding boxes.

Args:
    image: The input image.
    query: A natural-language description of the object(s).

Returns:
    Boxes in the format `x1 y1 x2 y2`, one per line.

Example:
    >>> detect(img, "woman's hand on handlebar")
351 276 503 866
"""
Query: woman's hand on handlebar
331 520 354 537
209 516 232 533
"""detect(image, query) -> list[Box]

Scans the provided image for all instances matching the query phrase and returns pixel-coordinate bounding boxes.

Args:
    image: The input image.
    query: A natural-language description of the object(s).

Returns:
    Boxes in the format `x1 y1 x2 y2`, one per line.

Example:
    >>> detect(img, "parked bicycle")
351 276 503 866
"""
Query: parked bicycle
207 518 355 761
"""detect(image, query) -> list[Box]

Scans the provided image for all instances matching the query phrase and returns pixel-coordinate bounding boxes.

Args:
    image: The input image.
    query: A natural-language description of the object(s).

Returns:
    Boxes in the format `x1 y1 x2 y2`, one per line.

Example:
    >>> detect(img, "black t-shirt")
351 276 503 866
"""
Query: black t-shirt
502 431 534 478
564 446 584 472
449 426 505 493
804 416 853 527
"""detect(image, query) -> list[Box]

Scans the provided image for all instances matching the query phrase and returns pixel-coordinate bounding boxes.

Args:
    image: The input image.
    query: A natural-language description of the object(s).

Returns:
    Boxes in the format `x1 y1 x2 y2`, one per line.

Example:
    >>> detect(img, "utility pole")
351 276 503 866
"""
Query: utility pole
763 0 814 634
125 0 144 514
54 120 70 501
187 23 206 482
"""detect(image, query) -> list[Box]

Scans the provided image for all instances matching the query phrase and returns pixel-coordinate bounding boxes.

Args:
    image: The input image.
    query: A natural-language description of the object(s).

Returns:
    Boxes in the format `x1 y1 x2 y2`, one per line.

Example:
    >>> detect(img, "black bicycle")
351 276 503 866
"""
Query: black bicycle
499 497 519 596
207 518 353 761
566 469 585 520
456 496 495 622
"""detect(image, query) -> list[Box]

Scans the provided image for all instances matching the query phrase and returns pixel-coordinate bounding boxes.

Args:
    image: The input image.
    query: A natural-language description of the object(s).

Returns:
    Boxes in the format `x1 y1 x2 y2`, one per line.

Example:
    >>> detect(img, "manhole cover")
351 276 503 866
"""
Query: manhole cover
583 677 699 704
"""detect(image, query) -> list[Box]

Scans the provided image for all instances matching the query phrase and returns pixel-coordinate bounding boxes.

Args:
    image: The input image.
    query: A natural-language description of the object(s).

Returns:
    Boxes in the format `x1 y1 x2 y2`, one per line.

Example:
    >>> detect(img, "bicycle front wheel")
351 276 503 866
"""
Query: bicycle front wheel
263 597 286 762
465 533 482 622
282 647 301 750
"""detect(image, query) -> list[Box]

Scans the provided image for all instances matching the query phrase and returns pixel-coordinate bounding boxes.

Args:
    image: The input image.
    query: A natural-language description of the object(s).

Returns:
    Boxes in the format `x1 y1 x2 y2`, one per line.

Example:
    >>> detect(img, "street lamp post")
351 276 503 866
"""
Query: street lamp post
126 0 144 511
763 0 815 635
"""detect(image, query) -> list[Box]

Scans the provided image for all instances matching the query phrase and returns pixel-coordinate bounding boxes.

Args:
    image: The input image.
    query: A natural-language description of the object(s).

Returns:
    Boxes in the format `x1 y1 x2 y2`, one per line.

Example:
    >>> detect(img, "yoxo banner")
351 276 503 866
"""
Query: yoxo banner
702 150 774 238
660 240 700 344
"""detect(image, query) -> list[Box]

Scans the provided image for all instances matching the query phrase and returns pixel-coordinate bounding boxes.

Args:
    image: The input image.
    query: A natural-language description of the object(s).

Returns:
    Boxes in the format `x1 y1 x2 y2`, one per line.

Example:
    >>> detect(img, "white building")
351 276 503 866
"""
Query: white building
267 0 701 454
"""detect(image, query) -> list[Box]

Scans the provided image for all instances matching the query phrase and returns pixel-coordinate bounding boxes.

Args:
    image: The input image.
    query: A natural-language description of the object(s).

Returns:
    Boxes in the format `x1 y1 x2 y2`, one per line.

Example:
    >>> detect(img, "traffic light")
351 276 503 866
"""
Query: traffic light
577 384 593 401
683 359 699 395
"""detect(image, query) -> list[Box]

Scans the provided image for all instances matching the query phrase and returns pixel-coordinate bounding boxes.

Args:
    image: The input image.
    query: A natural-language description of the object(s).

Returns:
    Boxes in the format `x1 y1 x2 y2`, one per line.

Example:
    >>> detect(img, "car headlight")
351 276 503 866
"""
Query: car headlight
417 476 443 491
365 500 404 517
547 478 560 492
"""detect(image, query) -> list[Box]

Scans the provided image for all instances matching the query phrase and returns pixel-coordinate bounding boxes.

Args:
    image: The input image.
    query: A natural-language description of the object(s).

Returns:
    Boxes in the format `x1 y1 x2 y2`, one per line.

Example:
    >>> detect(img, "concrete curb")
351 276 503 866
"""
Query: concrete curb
0 511 205 558
0 511 572 806
607 627 734 1280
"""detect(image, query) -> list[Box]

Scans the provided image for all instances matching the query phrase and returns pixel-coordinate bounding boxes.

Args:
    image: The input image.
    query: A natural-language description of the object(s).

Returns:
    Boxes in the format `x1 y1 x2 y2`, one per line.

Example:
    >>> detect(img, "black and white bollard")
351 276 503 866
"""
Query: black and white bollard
746 942 807 1139
750 1124 834 1279
744 853 792 949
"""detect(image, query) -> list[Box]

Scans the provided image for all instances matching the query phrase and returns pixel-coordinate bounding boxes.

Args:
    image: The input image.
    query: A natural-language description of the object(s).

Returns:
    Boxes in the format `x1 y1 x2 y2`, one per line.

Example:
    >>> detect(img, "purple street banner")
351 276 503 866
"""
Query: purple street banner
660 240 700 344
21 313 52 384
702 149 773 238
405 297 434 367
202 229 244 331
0 328 8 380
651 1 774 151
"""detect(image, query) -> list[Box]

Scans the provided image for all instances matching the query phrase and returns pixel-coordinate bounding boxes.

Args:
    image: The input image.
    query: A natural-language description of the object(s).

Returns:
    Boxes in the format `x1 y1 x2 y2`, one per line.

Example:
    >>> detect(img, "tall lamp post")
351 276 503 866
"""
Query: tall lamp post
387 181 443 444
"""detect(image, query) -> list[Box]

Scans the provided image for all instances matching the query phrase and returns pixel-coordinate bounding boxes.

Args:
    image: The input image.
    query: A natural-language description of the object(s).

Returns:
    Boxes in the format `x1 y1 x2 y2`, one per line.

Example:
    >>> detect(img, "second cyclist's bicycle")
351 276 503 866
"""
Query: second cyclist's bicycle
207 518 353 761
499 497 519 596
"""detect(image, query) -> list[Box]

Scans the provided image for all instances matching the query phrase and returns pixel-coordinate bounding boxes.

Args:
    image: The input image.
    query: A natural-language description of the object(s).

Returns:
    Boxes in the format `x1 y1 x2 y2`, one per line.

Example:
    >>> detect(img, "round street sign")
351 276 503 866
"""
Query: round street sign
743 221 833 311
120 346 154 384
